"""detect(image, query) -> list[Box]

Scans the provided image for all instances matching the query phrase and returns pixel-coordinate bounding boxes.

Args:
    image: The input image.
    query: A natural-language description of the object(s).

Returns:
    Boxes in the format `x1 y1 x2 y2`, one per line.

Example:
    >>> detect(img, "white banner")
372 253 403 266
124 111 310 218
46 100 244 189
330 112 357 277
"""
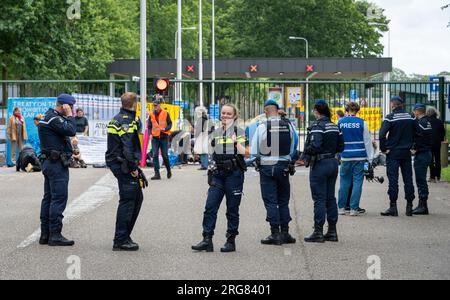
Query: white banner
76 135 107 165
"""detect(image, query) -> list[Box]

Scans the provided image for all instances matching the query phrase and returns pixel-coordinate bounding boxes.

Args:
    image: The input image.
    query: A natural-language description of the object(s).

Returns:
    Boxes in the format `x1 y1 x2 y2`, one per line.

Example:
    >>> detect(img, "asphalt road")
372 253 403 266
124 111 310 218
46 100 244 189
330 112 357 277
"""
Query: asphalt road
0 164 449 280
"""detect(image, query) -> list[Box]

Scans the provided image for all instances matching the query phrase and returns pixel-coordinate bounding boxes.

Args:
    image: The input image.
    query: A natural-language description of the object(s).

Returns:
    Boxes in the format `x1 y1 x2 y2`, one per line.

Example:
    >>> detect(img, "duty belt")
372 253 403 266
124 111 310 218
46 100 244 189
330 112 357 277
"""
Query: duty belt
317 153 336 161
215 159 239 171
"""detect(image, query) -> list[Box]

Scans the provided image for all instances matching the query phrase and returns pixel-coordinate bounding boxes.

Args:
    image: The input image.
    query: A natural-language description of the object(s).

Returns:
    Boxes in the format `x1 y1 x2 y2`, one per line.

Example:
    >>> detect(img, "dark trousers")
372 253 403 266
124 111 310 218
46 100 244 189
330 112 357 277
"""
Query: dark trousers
40 160 69 234
414 151 432 201
309 159 339 227
110 164 144 245
202 169 244 237
152 135 170 173
429 146 442 180
259 163 292 227
386 155 415 203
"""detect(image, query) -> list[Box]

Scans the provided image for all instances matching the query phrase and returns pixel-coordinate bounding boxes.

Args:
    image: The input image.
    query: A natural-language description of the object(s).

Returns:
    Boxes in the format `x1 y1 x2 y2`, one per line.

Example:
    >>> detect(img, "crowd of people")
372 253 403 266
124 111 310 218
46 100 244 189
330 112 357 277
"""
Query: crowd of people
4 91 447 252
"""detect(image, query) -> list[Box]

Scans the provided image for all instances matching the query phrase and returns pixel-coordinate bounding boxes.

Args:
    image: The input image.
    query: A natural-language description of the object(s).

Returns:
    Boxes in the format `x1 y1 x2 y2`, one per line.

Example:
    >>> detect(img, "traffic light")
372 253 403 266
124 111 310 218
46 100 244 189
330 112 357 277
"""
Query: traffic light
154 78 170 94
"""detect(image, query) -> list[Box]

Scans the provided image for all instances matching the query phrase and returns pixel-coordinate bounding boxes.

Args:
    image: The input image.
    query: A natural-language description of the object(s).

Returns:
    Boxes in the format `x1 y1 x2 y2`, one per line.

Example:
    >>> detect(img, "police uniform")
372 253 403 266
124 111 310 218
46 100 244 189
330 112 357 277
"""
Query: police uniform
38 94 77 246
251 100 299 245
106 107 143 251
303 100 344 243
379 96 415 217
192 124 247 253
412 104 433 215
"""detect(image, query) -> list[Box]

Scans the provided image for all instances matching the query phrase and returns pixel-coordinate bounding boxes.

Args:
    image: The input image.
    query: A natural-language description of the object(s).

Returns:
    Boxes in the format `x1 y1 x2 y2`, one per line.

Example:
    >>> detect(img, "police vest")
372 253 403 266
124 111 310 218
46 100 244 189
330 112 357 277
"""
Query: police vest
260 119 292 157
339 116 367 160
150 110 171 137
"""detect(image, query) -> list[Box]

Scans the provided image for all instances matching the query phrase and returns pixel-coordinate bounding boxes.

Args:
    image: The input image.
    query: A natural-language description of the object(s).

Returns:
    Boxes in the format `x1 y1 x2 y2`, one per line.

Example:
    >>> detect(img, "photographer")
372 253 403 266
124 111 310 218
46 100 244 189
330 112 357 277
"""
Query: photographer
337 102 374 216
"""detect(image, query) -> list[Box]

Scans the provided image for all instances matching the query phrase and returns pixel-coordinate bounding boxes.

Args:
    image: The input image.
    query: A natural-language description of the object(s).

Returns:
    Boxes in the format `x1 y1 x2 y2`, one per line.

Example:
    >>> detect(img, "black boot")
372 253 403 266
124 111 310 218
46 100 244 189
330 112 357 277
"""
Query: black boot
192 235 214 252
151 172 161 180
304 225 325 243
412 199 429 215
48 233 75 247
39 233 49 245
167 168 172 179
324 224 338 242
406 202 413 217
280 225 296 244
220 234 236 253
113 241 139 251
261 226 282 246
380 202 398 217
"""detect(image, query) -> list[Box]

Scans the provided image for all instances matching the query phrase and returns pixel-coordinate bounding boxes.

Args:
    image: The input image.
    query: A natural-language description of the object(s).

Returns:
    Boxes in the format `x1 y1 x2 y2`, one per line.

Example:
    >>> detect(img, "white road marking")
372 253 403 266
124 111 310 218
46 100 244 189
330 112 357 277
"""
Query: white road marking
17 173 118 249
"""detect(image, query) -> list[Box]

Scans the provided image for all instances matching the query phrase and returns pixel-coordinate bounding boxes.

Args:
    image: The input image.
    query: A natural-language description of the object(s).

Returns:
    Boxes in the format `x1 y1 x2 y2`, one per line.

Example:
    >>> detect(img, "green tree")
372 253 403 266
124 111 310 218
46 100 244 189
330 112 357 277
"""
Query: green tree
0 0 139 81
222 0 388 58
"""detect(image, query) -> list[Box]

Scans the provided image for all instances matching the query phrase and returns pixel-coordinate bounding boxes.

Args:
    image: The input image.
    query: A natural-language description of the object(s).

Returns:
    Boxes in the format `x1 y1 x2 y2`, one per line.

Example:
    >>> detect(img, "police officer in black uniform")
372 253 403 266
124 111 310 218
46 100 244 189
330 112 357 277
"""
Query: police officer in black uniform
38 94 77 246
412 103 433 215
251 100 299 245
106 92 144 251
379 96 415 217
192 103 248 253
303 100 344 243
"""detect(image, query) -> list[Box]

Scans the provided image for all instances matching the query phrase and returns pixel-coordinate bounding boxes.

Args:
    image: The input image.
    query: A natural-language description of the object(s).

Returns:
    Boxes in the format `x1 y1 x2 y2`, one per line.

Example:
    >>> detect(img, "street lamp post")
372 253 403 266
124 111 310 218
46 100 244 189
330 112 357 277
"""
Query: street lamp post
174 26 196 102
211 0 216 106
139 0 147 134
289 36 310 127
198 0 204 108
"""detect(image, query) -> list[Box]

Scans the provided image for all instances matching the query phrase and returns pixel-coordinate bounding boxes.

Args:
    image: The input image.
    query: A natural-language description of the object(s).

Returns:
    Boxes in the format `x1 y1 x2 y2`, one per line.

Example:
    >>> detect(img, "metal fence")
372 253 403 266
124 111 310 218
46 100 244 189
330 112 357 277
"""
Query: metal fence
0 79 448 162
172 80 449 143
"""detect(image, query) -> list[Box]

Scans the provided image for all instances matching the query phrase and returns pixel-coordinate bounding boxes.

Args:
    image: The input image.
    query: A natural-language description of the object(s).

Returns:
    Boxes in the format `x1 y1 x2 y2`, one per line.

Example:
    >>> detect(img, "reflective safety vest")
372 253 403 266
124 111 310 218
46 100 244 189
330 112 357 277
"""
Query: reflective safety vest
150 110 171 137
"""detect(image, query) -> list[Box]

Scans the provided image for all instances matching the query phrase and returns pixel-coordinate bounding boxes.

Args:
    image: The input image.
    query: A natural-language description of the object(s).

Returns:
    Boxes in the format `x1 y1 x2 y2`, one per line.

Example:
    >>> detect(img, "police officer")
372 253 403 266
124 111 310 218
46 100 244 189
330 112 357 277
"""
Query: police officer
38 94 77 246
251 100 298 245
106 92 144 251
379 96 415 217
303 100 344 243
412 103 433 215
192 103 248 253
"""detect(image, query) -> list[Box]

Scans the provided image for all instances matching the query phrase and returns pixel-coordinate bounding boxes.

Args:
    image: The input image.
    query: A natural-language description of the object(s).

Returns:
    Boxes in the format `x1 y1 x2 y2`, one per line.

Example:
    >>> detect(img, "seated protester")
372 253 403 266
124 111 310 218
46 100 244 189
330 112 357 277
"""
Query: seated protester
16 144 41 173
70 137 87 168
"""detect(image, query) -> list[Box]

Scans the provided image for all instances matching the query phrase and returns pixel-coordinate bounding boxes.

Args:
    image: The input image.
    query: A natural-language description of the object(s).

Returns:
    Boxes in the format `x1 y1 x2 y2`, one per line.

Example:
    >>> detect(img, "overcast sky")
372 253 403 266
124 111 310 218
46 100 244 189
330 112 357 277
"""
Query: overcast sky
371 0 450 75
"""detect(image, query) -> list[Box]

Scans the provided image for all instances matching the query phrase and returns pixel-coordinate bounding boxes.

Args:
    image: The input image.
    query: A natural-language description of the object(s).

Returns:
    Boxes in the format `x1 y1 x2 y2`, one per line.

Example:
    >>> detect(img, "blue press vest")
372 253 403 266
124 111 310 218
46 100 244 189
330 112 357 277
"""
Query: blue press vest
338 116 367 160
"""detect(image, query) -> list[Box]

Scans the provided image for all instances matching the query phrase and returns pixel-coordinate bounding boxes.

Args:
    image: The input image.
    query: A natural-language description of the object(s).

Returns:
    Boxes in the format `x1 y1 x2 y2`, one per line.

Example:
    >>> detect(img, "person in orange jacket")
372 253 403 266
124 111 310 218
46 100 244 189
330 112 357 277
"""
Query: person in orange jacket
148 98 172 180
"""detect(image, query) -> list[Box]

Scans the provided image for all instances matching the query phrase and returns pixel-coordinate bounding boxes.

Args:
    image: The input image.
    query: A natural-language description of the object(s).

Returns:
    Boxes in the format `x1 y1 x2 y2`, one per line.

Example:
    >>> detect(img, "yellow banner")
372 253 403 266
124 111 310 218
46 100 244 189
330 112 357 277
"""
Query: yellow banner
331 108 382 132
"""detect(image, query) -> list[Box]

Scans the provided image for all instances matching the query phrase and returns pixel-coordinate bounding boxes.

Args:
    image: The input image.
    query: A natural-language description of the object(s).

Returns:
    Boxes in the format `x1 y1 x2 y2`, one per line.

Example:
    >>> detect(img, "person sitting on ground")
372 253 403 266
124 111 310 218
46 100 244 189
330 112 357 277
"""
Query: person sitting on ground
70 137 87 168
16 144 41 173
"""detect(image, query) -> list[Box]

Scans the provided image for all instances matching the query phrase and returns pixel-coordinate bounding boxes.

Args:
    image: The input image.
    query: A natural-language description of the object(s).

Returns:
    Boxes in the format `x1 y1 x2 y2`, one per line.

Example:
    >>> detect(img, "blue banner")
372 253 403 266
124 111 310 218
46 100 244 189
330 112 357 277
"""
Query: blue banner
6 97 56 166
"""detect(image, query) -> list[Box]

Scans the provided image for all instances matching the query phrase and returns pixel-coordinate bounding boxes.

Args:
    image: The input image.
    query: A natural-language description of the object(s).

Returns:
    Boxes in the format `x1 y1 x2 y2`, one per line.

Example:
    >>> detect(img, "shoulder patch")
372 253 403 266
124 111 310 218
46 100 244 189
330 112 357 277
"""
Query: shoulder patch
121 124 130 132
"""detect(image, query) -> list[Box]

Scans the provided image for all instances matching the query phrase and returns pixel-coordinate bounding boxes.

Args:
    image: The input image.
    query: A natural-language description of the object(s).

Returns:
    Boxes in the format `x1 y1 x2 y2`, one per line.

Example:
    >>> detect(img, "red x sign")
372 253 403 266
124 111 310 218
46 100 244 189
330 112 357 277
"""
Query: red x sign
249 64 258 73
186 65 195 73
306 64 315 72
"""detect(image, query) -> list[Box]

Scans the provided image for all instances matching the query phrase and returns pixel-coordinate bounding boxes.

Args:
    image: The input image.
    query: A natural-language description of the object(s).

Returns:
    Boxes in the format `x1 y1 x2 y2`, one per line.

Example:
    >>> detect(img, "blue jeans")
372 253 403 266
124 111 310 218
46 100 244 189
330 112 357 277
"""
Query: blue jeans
259 163 292 227
40 160 69 234
338 161 365 210
414 151 432 201
310 159 339 227
202 169 245 236
152 135 170 173
200 154 209 169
